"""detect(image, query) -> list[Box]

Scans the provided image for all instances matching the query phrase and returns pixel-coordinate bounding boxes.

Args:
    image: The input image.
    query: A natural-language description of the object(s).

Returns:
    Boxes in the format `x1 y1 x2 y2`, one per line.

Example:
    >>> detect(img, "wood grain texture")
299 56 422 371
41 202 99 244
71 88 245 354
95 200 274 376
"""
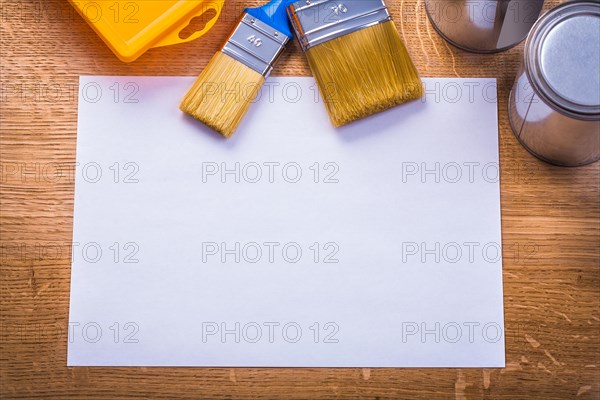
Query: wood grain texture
1 0 598 398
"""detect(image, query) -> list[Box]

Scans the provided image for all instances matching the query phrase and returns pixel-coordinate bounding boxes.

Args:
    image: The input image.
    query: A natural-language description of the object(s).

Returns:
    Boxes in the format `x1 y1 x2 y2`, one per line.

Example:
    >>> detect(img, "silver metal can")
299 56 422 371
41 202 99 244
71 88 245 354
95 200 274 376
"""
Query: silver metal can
508 1 600 167
425 0 544 53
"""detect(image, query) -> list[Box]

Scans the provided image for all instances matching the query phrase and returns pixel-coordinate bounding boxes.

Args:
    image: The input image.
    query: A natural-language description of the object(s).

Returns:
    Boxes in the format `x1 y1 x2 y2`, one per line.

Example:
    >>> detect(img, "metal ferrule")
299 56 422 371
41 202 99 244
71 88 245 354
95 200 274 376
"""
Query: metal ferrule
287 0 391 51
221 13 290 77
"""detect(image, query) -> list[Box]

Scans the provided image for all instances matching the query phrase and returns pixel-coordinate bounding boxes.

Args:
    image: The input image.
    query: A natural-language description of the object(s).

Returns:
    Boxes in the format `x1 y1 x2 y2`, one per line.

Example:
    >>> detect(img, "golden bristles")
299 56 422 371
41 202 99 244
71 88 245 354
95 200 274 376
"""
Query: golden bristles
180 52 264 138
305 21 423 127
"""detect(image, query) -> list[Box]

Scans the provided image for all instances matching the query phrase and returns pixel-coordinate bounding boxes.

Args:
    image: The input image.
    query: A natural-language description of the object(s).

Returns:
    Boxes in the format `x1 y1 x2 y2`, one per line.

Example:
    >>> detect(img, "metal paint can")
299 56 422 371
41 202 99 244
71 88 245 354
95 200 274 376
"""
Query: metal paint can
425 0 545 53
508 1 600 167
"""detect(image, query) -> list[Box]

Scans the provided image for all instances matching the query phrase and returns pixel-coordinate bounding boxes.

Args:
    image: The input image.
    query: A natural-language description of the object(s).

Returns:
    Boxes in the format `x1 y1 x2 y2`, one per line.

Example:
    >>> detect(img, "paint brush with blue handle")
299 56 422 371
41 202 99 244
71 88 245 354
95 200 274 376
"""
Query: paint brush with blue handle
180 0 292 138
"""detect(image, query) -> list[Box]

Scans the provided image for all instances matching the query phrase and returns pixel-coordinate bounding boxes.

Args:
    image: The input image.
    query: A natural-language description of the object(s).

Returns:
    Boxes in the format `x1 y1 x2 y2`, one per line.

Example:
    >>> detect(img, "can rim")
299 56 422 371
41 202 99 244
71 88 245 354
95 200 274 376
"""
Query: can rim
524 1 600 121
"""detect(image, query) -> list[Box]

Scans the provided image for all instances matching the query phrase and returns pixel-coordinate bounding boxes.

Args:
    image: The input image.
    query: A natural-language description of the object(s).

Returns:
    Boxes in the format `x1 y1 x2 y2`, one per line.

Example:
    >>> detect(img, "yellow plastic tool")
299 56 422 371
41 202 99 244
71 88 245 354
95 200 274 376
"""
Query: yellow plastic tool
69 0 224 62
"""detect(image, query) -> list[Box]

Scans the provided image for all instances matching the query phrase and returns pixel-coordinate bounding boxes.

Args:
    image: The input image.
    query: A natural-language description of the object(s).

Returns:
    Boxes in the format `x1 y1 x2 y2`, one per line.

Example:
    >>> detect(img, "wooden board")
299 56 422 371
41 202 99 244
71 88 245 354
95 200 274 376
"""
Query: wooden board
1 0 598 398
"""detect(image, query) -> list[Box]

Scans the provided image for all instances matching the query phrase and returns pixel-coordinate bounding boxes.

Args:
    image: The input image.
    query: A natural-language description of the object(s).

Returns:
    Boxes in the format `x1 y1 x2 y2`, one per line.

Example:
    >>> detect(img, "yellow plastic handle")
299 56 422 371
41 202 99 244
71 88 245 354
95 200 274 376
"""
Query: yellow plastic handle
153 0 223 48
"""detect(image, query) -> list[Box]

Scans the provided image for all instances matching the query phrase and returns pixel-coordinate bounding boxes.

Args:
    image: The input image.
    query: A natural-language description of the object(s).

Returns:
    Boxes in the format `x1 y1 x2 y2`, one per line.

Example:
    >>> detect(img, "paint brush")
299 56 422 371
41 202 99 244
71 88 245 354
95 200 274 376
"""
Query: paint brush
287 0 423 127
180 0 292 137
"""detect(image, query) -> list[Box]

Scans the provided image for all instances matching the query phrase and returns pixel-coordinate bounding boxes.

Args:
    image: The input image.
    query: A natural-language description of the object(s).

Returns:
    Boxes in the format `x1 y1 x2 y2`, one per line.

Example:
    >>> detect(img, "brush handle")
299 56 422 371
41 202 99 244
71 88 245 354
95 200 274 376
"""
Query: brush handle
245 0 293 38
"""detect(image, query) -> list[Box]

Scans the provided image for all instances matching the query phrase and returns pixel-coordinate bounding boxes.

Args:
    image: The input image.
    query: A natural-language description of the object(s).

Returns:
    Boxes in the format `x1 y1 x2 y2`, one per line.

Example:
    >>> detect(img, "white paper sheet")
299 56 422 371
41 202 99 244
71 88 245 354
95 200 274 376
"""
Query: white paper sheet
68 76 504 367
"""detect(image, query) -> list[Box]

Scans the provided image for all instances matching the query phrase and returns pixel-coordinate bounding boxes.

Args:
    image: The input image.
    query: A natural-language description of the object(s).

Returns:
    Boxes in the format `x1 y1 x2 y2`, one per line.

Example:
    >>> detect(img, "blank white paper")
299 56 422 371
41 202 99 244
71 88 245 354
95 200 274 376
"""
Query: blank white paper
68 76 504 367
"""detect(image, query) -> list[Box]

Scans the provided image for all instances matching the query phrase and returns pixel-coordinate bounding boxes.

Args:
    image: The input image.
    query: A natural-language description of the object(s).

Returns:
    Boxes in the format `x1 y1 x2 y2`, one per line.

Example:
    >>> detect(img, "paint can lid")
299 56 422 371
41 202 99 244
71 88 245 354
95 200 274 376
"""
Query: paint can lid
526 1 600 119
